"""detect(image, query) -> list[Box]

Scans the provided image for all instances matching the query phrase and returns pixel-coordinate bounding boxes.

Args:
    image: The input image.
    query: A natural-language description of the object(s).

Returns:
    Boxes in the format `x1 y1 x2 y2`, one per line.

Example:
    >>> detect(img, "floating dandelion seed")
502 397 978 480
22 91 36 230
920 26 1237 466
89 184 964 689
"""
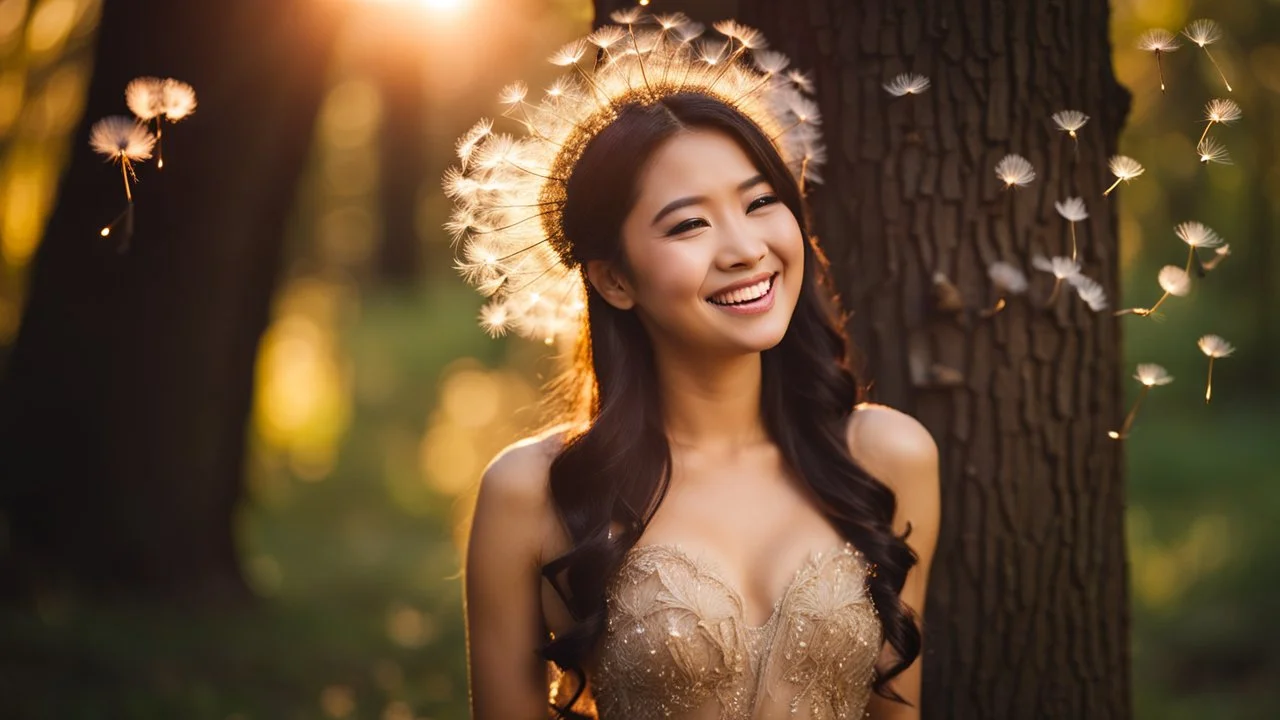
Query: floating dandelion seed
1116 265 1191 317
1202 243 1231 272
1109 363 1173 439
884 73 930 141
160 79 197 120
1183 18 1232 92
1052 110 1089 152
883 73 930 96
125 77 164 120
1055 197 1089 260
1032 254 1081 305
1197 334 1234 403
1104 155 1144 196
90 115 155 203
126 77 196 169
1137 29 1181 93
1197 136 1232 165
995 153 1036 188
1198 98 1241 148
1068 274 1108 311
981 261 1027 317
1175 220 1224 274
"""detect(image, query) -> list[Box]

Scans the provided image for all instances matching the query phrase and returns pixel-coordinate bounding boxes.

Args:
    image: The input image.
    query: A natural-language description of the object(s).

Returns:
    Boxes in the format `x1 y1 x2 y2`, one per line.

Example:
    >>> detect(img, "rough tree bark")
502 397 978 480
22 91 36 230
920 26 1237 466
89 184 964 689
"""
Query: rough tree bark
738 1 1132 717
0 0 344 606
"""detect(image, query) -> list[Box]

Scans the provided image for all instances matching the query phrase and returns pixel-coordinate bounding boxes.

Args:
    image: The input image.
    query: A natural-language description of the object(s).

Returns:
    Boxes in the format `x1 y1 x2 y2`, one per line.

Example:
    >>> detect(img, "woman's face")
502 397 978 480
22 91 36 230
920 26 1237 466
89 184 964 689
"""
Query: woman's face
596 127 805 356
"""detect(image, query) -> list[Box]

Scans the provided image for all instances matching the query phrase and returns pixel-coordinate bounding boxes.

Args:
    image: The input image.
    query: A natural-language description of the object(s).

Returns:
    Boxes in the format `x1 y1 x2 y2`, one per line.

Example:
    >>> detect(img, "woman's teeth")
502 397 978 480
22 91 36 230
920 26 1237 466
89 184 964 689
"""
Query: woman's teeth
708 275 774 306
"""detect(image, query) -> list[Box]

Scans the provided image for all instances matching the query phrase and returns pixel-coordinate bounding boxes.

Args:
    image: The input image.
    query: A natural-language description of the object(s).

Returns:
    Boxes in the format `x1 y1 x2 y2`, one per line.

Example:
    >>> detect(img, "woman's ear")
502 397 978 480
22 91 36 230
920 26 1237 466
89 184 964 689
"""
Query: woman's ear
585 259 636 310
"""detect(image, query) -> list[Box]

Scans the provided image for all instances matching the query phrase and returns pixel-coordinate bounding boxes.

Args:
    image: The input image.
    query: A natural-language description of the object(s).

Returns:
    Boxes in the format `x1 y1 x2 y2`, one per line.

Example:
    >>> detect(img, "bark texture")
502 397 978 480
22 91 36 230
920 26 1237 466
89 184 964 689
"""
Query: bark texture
0 0 344 605
737 1 1132 717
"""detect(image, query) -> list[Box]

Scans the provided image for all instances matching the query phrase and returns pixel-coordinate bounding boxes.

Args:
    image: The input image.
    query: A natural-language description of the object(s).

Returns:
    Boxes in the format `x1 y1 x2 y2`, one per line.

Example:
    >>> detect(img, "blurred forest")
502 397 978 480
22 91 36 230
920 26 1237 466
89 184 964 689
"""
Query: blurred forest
0 0 1277 718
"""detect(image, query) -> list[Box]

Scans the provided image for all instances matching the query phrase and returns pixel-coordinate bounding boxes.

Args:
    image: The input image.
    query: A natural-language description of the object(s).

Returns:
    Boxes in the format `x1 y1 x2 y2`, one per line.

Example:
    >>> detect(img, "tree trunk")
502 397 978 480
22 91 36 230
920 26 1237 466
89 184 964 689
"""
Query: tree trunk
738 1 1132 717
0 0 344 606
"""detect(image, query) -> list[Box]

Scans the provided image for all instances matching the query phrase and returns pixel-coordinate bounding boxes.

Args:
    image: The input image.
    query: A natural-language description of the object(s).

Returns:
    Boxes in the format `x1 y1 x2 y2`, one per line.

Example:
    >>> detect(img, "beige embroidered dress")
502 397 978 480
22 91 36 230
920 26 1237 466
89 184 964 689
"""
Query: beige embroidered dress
550 540 882 719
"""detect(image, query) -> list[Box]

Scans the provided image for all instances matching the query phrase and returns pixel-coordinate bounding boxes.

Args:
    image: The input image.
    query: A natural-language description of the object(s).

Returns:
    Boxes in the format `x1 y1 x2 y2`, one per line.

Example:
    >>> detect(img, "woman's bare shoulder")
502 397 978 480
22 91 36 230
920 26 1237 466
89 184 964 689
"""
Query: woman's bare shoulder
844 402 939 494
474 427 573 561
483 427 569 486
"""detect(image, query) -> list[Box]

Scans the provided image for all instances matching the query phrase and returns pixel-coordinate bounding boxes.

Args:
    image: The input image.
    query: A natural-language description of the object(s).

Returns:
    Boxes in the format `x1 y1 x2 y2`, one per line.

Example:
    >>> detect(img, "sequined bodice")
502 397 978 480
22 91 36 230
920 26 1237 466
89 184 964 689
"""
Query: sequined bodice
552 540 882 720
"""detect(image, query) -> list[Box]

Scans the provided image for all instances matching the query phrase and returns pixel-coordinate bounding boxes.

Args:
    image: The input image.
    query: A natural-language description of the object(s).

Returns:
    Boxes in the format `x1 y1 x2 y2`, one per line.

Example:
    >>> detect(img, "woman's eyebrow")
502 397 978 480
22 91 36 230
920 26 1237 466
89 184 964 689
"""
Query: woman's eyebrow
649 173 768 227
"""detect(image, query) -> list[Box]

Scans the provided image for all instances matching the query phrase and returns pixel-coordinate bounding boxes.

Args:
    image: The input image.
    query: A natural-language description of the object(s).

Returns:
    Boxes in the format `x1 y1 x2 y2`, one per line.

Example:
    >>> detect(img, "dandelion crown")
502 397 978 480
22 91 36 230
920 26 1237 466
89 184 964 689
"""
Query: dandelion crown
443 7 825 343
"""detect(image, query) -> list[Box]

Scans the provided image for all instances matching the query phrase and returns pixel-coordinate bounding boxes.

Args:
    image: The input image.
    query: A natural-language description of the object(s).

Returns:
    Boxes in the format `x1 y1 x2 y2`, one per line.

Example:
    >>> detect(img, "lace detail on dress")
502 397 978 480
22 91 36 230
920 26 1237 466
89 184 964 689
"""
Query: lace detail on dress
566 540 881 720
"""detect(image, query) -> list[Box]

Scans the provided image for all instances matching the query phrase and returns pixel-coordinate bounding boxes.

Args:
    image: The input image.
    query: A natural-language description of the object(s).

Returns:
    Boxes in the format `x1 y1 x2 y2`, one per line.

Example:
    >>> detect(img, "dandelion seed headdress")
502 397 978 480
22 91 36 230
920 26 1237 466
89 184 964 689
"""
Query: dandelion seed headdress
443 9 825 342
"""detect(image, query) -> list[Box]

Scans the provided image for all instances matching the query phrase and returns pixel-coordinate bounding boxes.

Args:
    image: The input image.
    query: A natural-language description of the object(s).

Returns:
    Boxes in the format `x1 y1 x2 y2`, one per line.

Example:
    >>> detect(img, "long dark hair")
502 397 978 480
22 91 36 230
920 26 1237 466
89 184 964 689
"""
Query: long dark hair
535 93 920 717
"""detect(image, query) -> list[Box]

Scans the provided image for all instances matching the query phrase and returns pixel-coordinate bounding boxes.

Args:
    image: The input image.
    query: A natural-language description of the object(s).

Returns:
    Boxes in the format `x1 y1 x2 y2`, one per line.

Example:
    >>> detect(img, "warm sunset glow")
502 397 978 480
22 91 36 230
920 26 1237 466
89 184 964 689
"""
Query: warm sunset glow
359 0 467 8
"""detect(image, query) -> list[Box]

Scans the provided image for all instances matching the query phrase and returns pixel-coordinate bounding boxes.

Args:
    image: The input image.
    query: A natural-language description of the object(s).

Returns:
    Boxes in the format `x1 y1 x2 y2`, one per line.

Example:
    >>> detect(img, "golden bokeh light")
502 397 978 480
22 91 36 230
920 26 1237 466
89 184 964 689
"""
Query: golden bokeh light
0 0 31 45
25 0 78 56
319 685 356 719
1 145 57 265
252 280 354 482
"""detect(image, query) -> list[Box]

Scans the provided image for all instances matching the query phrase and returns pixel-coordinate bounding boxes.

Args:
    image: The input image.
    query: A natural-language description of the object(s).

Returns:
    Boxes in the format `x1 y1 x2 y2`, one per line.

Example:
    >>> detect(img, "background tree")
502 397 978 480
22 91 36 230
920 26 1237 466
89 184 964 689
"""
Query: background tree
737 1 1131 717
0 0 346 606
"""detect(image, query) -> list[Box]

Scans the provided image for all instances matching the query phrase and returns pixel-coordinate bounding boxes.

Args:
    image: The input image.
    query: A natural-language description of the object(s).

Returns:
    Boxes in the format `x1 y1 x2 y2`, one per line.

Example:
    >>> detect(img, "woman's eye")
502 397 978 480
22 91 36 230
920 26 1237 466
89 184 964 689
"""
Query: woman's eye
747 194 779 212
667 218 708 236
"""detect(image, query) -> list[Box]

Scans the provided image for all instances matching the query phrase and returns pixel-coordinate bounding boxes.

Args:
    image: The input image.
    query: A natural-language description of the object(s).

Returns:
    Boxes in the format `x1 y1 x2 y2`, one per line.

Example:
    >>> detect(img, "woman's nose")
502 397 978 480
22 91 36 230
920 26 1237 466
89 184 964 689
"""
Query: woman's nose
718 218 768 269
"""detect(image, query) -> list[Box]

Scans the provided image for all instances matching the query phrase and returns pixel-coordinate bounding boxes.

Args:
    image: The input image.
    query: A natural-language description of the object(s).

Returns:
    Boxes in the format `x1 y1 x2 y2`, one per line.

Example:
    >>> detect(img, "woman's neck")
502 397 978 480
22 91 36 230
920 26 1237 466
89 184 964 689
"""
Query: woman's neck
653 346 768 453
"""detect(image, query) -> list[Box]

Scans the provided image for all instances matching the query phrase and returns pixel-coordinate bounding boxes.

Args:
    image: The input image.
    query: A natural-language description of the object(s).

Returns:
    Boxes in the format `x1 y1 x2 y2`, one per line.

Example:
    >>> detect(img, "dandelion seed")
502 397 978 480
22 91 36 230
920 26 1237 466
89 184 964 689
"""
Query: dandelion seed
654 12 690 31
713 20 764 50
1202 243 1231 272
1197 334 1235 403
90 116 155 203
995 153 1035 188
1175 220 1223 274
609 7 645 24
1204 98 1242 125
1055 197 1088 260
981 262 1027 317
883 73 930 96
786 69 814 93
1116 265 1190 317
1068 274 1108 311
1136 363 1174 386
752 50 790 75
1137 29 1181 93
1183 18 1232 91
499 82 529 105
989 262 1028 294
549 39 588 66
127 77 195 169
1157 265 1192 296
1052 110 1089 152
1197 136 1232 165
479 304 510 337
1109 363 1173 439
1197 97 1241 148
588 25 627 53
125 76 164 121
1103 155 1143 196
160 79 197 121
1032 254 1081 305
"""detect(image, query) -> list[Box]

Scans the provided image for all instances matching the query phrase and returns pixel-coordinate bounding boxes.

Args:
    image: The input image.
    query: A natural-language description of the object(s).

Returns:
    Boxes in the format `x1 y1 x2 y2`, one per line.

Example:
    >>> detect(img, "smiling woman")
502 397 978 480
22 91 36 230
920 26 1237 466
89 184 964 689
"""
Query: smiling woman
450 10 939 720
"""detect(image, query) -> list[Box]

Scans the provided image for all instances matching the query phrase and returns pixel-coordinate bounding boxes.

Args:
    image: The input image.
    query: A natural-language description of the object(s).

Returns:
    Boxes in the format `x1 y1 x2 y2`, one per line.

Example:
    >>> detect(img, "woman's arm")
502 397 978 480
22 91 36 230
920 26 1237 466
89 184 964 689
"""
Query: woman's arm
847 403 942 720
465 440 558 720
